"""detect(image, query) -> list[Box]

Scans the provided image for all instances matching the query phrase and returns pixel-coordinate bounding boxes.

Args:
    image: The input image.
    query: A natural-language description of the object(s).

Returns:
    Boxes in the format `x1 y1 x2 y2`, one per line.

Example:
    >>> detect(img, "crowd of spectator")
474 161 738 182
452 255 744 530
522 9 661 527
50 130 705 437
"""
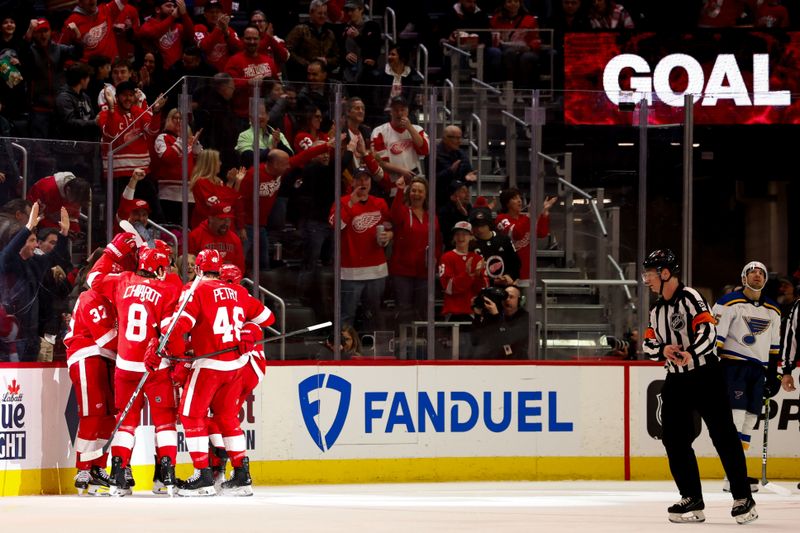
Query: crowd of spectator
1 0 800 362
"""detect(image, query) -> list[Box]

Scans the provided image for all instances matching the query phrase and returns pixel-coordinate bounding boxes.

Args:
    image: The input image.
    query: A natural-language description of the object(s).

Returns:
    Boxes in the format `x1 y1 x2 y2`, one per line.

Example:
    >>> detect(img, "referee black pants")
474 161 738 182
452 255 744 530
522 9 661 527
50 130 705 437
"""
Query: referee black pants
660 362 752 501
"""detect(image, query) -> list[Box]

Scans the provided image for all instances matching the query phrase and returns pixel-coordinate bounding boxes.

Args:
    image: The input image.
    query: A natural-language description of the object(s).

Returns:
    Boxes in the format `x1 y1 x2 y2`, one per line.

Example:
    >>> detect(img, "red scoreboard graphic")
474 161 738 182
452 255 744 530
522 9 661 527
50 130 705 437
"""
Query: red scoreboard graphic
564 31 800 125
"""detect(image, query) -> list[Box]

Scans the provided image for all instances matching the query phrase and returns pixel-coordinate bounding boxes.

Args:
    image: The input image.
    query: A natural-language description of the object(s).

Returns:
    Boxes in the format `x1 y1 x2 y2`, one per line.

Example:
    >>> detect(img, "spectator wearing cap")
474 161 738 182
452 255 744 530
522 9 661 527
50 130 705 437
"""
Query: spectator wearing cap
494 188 556 285
59 0 124 63
97 79 166 201
435 125 477 208
98 58 148 113
194 0 242 72
370 95 430 197
54 62 100 142
24 17 83 139
115 169 152 239
224 25 278 121
438 220 487 321
470 205 520 286
137 0 196 71
330 166 393 330
189 201 245 271
389 175 442 323
285 0 340 83
26 171 90 236
339 0 381 90
437 179 472 249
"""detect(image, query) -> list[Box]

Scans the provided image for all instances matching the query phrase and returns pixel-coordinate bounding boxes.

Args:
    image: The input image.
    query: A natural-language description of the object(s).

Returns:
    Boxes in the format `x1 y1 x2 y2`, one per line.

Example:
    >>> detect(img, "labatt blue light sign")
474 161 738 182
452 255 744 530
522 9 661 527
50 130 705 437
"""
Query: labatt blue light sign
299 373 574 452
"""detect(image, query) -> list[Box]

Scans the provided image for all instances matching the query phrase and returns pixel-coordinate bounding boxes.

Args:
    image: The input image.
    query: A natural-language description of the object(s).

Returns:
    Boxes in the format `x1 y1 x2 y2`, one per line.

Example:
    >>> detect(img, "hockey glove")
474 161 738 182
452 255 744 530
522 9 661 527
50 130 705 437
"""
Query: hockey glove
764 371 782 398
171 362 191 387
144 338 163 372
106 232 138 261
239 327 256 355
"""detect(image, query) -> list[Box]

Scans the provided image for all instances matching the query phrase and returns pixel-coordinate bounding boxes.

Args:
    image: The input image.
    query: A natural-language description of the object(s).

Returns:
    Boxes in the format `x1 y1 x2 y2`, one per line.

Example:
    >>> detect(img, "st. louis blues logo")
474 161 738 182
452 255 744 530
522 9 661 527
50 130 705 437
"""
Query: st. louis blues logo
298 374 352 452
742 316 771 345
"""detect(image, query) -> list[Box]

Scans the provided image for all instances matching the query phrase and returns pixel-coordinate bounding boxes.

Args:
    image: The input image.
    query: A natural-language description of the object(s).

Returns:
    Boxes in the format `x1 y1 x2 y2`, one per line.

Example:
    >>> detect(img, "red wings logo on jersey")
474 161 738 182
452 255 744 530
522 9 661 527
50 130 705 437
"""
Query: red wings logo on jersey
514 232 531 251
496 219 512 232
209 42 227 61
243 62 273 79
351 211 382 233
389 139 414 155
159 27 180 49
84 22 109 48
206 195 220 206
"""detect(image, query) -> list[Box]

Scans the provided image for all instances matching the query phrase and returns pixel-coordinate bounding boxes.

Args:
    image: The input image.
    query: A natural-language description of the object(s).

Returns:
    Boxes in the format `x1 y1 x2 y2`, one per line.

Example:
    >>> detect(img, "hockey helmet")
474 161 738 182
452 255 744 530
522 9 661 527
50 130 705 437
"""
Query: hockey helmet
137 247 170 276
643 249 680 275
195 248 222 275
219 264 243 285
153 239 172 255
741 261 768 282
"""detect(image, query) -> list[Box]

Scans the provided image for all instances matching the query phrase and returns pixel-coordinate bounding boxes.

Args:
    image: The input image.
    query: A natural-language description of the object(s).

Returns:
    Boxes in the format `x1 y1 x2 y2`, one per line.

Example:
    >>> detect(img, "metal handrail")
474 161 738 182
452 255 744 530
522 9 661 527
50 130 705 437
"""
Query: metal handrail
443 79 454 119
11 142 27 196
540 278 638 357
416 44 429 90
442 41 471 58
607 255 634 301
502 109 528 128
384 7 396 46
470 113 482 197
555 176 608 236
146 219 179 251
471 77 501 95
242 278 286 360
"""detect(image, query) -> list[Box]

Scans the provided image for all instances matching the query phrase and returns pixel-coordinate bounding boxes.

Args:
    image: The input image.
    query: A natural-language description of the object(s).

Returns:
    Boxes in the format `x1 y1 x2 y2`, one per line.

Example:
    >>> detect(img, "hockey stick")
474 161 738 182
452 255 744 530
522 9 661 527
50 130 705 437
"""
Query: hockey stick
160 321 333 362
81 275 204 462
119 220 146 248
760 396 792 496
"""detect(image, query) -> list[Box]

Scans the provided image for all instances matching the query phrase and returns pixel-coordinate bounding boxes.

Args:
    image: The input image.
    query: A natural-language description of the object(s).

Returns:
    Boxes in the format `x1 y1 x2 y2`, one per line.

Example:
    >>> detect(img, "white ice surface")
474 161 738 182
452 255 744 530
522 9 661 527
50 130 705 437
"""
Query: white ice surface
2 480 797 532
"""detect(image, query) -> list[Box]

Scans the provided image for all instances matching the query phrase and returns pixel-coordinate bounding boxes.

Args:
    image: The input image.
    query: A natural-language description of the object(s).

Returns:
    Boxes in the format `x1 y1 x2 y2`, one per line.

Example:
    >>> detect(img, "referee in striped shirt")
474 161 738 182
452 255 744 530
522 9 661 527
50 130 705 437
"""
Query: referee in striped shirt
642 249 756 524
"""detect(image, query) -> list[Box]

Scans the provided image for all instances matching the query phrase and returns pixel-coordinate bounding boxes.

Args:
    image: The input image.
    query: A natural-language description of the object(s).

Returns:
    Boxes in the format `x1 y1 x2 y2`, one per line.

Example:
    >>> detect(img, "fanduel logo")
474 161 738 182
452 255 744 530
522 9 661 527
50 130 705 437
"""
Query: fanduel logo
299 373 574 452
298 374 352 452
603 53 790 107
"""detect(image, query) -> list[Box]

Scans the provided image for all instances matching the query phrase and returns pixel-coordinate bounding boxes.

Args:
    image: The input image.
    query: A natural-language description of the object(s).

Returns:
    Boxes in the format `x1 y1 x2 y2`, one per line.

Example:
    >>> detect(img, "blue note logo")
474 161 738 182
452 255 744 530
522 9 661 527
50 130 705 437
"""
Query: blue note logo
298 374 352 452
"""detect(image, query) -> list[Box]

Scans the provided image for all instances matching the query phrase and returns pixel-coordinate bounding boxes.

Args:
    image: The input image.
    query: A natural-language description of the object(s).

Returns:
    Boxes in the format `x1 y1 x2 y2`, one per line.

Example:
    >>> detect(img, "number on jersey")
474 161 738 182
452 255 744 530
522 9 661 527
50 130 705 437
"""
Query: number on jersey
212 306 245 343
126 303 149 342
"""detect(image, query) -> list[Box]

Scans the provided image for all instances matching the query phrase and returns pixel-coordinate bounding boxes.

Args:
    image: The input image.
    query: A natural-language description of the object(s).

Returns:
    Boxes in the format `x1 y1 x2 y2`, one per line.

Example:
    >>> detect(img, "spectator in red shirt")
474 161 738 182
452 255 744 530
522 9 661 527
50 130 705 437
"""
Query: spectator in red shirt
113 0 141 61
137 0 196 71
26 172 91 235
224 25 278 121
438 221 487 321
189 148 245 233
330 167 393 330
188 201 245 271
194 0 242 72
389 176 441 323
293 106 329 153
59 0 126 63
249 10 290 75
490 0 541 90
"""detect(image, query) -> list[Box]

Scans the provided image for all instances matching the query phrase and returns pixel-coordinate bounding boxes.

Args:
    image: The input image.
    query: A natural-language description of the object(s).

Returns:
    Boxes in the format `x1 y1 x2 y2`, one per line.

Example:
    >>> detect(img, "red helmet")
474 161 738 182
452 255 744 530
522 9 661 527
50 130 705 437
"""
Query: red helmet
153 239 172 256
219 263 243 285
195 248 222 274
137 247 170 276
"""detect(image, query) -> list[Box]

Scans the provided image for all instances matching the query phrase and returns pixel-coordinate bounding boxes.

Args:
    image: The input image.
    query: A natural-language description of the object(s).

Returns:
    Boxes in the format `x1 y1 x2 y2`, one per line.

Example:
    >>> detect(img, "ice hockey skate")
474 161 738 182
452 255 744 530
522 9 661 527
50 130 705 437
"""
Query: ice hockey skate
152 456 177 496
731 497 758 524
109 456 132 497
74 470 91 495
722 476 759 493
212 462 227 492
667 496 705 523
124 464 135 487
219 457 253 497
177 468 216 497
87 466 112 496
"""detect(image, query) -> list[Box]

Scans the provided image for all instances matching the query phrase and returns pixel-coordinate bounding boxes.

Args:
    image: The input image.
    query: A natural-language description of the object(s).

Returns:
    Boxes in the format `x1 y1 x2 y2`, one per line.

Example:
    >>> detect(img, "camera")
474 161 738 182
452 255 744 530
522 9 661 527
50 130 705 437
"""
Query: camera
473 286 508 311
605 335 629 352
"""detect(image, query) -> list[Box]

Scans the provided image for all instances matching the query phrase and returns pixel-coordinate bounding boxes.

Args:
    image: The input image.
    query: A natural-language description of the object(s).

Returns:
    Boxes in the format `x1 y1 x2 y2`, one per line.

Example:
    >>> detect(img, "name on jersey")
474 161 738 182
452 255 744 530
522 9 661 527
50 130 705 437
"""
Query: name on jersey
212 287 238 302
123 284 162 305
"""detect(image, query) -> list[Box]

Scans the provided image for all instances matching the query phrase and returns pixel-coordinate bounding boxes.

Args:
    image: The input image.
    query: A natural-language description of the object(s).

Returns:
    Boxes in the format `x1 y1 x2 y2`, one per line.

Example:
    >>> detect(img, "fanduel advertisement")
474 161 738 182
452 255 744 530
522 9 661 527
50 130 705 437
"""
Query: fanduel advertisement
284 365 621 459
564 31 800 125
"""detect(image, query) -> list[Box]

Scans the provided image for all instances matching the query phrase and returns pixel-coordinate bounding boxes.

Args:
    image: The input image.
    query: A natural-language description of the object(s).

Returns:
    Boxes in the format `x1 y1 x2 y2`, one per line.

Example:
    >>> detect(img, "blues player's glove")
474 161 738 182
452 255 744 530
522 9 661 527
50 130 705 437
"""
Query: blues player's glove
764 371 782 398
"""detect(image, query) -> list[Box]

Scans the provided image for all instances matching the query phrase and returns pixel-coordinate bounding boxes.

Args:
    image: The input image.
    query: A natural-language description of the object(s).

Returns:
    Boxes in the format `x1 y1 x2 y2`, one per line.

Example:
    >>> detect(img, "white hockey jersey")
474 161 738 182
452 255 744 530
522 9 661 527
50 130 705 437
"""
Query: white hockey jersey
712 290 781 366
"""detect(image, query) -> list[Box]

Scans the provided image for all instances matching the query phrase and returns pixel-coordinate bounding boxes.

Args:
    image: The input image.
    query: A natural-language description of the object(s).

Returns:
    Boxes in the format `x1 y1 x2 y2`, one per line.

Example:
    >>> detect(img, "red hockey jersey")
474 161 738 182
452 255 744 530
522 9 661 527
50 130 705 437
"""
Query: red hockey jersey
64 289 117 368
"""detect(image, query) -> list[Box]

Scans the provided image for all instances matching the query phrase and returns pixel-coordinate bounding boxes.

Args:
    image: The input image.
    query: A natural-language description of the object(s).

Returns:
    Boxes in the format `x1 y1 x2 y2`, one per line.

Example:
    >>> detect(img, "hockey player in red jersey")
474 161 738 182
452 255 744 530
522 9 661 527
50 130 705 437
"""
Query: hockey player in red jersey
63 278 118 495
158 249 274 496
88 243 182 496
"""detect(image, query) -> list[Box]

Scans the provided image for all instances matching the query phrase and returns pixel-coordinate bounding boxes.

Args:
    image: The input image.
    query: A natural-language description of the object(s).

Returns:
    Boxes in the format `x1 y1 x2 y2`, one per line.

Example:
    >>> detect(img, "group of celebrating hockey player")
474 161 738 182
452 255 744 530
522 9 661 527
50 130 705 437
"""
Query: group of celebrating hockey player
64 228 273 497
643 250 800 525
